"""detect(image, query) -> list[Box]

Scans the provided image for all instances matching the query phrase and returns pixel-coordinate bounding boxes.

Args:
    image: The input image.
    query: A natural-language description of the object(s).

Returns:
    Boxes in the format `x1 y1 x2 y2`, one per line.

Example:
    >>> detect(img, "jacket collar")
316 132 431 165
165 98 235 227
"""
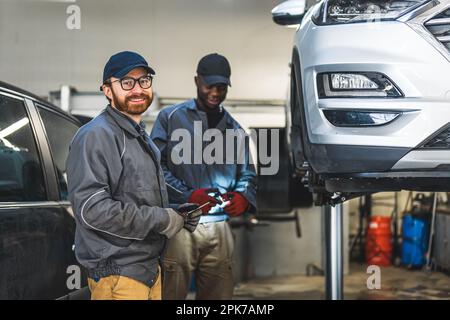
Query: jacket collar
105 105 140 138
186 98 197 111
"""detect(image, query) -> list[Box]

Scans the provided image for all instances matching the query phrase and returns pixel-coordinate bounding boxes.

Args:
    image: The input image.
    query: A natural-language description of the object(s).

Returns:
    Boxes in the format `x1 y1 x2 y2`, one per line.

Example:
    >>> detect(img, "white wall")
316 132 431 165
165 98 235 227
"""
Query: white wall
0 0 296 100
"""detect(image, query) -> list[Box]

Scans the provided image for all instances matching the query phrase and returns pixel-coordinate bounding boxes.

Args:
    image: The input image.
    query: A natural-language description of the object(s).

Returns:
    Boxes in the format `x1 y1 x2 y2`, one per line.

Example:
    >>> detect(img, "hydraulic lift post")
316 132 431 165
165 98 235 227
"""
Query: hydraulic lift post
324 202 344 300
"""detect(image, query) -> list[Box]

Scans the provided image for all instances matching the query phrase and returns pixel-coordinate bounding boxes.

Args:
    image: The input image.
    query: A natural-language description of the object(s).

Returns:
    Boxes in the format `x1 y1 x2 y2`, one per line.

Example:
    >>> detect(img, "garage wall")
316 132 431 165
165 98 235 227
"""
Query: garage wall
0 0 296 100
233 206 349 279
247 207 325 277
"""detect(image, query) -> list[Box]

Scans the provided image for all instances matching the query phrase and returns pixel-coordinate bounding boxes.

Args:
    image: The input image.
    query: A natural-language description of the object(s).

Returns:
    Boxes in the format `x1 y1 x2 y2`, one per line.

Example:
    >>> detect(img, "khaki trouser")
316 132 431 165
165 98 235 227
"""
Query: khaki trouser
162 221 234 300
87 268 162 300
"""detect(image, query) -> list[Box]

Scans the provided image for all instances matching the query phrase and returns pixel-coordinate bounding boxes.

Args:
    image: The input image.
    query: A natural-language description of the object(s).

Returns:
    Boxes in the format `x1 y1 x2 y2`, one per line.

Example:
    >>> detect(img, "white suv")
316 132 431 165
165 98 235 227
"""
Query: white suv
273 0 450 205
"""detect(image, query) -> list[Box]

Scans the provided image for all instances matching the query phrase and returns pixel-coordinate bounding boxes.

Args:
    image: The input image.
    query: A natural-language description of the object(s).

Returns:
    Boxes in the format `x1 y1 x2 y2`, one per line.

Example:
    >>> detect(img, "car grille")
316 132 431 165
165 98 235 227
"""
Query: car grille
425 8 450 52
421 125 450 149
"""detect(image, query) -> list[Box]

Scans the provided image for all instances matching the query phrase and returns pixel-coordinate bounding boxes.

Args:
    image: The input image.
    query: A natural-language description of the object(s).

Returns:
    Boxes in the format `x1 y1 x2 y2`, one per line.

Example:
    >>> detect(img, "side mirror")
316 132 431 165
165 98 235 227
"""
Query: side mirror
271 0 306 26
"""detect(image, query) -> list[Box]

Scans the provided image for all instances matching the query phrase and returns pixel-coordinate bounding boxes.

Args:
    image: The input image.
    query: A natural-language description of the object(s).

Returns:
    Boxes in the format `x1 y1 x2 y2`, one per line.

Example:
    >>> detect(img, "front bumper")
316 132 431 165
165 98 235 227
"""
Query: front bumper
297 1 450 174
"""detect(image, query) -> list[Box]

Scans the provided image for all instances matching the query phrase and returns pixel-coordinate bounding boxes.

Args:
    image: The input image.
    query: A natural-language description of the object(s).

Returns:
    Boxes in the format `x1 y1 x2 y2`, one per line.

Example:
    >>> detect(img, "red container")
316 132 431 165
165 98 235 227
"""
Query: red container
365 216 392 266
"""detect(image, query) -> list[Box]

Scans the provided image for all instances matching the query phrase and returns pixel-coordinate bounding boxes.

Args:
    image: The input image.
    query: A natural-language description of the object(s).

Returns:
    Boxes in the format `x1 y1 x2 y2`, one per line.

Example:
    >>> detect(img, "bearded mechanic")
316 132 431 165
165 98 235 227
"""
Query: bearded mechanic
66 51 200 300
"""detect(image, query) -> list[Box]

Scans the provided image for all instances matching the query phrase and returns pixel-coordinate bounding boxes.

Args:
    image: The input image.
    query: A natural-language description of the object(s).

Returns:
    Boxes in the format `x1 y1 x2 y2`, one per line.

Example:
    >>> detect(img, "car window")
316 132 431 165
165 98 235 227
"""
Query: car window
0 94 46 202
37 106 80 201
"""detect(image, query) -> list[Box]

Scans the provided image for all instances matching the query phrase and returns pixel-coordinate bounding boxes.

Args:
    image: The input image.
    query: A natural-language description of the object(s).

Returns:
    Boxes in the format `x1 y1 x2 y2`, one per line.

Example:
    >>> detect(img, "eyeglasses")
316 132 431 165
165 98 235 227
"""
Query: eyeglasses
106 74 154 91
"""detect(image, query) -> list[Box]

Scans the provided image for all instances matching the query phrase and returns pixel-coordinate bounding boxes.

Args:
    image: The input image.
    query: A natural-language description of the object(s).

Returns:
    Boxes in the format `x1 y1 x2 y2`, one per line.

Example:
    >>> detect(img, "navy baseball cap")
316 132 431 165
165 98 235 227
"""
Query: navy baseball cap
102 51 155 84
196 53 231 86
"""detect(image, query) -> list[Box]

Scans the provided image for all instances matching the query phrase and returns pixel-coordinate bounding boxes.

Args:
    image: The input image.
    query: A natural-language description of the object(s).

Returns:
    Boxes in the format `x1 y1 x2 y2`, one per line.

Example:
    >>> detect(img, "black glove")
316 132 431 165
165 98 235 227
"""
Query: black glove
177 203 202 233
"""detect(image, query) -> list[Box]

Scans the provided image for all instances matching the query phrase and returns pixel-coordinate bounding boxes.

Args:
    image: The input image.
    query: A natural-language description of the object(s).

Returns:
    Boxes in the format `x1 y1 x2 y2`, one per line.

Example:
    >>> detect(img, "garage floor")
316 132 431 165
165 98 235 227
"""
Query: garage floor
233 263 450 300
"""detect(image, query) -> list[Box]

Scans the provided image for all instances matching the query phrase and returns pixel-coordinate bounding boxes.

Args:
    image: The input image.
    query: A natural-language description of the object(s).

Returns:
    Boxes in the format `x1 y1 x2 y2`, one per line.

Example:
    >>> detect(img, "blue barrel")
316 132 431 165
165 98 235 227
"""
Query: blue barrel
401 214 429 267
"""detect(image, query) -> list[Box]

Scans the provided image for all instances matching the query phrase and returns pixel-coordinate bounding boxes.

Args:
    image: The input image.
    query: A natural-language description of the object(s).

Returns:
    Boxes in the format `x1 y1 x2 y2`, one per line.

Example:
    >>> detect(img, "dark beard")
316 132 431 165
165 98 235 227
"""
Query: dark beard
196 88 221 114
112 90 152 115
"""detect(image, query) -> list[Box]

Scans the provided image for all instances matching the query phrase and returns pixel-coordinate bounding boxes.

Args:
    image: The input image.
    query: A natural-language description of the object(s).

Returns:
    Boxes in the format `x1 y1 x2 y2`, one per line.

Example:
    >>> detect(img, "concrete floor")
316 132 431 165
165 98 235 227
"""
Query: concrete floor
233 263 450 300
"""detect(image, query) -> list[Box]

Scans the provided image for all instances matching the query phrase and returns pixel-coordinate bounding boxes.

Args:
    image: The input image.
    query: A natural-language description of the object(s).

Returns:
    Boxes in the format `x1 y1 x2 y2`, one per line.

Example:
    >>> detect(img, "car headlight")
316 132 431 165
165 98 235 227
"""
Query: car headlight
312 0 430 25
317 72 403 98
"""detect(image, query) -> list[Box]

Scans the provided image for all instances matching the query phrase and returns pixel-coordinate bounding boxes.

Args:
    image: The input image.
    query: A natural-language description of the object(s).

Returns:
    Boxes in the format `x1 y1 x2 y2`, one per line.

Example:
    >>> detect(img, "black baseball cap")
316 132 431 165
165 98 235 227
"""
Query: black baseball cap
102 51 155 85
196 53 231 86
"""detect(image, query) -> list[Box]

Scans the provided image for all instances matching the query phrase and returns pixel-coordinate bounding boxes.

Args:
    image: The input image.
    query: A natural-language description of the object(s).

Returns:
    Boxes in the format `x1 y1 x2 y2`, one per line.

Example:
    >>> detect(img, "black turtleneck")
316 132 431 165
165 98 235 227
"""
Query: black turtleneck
195 100 224 128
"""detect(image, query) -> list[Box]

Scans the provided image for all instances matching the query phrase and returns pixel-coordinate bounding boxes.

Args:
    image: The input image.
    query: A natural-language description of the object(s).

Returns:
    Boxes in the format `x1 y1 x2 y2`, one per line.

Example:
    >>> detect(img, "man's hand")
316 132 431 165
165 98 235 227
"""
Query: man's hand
177 203 202 233
160 209 185 239
184 214 201 233
223 192 249 217
188 188 219 214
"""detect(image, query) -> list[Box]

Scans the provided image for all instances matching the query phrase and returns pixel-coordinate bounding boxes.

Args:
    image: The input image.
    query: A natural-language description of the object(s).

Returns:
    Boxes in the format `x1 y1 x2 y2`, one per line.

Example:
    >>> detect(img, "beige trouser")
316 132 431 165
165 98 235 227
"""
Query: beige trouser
87 268 162 300
162 221 234 300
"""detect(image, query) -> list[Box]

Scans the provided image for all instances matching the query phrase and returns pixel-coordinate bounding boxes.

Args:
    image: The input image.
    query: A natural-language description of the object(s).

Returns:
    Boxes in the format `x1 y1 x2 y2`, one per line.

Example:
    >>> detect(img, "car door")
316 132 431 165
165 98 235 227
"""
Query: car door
0 91 83 299
34 103 90 299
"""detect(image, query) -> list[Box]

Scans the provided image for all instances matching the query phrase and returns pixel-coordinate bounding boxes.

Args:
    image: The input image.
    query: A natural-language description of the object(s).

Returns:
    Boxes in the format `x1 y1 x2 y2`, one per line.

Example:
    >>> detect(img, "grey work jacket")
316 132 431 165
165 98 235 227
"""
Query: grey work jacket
66 105 170 287
150 99 257 213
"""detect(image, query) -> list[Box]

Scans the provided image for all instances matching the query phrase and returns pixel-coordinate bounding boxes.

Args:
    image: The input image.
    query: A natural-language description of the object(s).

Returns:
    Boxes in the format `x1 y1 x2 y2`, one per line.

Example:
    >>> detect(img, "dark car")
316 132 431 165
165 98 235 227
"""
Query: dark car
0 81 89 299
